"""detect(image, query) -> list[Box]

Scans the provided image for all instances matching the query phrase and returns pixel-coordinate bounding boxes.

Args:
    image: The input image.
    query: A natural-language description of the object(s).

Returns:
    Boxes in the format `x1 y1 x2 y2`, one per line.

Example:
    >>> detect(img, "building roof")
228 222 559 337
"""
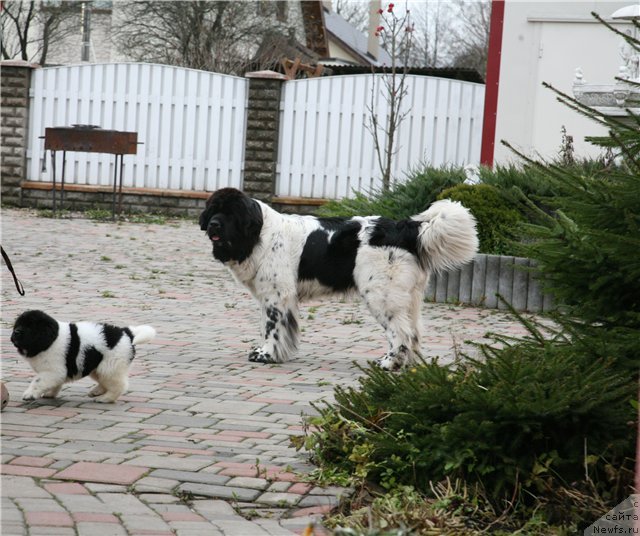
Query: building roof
323 8 393 67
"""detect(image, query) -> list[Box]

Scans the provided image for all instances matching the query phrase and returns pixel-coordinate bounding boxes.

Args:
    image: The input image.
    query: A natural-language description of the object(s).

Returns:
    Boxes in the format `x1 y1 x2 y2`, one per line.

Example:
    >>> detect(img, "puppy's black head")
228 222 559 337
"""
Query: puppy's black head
11 310 59 358
199 188 263 263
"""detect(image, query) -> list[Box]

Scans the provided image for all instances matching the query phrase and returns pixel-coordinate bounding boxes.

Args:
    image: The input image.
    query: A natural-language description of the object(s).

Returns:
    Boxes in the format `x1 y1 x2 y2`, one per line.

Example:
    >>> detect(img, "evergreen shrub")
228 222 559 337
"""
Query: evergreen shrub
317 166 467 220
436 183 524 255
302 314 635 515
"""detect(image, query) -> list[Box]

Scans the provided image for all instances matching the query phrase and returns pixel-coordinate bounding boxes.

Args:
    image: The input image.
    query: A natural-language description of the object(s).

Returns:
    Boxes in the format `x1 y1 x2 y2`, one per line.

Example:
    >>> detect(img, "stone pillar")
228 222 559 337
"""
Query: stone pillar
1 61 38 206
242 70 287 202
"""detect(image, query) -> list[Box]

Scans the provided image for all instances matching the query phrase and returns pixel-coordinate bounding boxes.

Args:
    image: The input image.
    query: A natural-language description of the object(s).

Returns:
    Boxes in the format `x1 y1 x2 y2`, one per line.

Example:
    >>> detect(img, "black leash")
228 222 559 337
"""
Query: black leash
1 246 25 296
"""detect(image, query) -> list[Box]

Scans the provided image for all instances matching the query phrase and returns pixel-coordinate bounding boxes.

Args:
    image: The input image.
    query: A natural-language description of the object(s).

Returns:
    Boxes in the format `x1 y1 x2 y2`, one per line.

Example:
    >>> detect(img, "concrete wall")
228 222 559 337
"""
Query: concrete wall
426 254 553 313
494 1 630 165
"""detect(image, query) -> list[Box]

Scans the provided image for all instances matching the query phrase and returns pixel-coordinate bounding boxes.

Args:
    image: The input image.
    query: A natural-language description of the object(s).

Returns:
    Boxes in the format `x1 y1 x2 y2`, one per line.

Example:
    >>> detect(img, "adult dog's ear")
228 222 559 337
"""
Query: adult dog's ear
243 198 263 234
199 196 215 230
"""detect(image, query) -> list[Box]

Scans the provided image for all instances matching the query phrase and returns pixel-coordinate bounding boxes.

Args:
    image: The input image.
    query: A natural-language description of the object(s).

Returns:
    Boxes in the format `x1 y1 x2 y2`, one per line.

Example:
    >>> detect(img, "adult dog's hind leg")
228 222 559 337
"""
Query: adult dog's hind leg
355 250 426 370
249 297 299 364
408 284 424 361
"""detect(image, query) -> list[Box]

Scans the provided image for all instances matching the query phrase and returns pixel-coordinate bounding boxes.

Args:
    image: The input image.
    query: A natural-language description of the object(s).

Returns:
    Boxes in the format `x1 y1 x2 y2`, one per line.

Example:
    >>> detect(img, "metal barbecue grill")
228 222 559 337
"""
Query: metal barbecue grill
42 125 139 218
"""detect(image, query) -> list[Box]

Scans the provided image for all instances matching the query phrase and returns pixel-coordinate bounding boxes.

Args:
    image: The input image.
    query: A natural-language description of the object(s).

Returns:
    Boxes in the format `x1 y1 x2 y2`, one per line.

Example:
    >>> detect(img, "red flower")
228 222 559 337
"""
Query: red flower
376 25 384 32
377 8 383 14
387 3 394 12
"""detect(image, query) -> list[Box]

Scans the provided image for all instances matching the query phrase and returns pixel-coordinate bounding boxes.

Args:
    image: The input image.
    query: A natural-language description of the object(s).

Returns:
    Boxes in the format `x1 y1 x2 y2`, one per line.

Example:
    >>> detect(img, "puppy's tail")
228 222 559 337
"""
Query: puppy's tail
129 325 156 345
412 199 478 274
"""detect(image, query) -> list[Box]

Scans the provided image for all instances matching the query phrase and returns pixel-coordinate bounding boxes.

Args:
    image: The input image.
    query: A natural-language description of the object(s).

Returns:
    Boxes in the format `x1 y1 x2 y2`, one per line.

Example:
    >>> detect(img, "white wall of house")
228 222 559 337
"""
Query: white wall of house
494 1 631 165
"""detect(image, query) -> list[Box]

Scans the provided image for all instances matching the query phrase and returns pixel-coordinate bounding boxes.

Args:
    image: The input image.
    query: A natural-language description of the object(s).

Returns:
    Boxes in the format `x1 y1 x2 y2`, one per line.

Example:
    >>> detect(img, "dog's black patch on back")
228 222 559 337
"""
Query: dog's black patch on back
368 218 421 257
82 346 104 377
298 220 360 291
11 310 59 358
123 327 136 359
102 324 124 349
315 217 352 231
66 323 81 378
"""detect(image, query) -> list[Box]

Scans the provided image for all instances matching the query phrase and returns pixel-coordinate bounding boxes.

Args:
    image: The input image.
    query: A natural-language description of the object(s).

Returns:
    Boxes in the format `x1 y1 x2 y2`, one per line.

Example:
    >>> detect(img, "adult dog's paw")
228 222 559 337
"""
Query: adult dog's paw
375 346 409 371
375 354 403 371
248 347 276 364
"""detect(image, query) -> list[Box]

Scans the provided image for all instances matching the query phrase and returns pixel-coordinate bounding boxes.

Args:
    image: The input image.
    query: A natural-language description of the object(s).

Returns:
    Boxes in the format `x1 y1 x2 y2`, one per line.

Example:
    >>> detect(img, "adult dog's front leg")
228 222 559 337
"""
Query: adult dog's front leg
249 299 299 364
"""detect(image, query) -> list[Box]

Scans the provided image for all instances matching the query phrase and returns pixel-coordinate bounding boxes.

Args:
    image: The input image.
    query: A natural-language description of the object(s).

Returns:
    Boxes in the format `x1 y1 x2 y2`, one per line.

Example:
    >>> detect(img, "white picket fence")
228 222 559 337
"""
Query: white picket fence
27 63 247 191
26 63 485 198
277 74 485 198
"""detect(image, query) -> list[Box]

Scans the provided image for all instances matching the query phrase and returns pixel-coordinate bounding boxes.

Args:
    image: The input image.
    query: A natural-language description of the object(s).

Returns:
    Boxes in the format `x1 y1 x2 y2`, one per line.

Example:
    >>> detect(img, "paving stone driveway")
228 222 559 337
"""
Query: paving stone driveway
1 208 529 536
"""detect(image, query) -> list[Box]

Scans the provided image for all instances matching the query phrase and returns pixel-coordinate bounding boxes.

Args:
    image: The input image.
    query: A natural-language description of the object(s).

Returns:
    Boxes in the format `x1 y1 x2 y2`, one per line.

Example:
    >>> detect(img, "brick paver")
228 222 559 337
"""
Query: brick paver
1 208 530 535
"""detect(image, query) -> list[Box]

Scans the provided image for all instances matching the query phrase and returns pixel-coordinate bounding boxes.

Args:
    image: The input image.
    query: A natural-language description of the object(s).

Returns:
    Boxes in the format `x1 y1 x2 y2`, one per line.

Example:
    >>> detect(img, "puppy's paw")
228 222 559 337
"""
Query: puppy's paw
248 347 276 364
94 394 118 404
88 385 107 397
22 391 37 401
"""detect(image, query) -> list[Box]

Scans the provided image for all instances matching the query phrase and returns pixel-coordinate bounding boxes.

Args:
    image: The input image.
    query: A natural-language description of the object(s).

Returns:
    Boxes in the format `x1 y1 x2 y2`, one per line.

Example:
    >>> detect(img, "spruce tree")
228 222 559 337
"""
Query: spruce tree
503 29 640 371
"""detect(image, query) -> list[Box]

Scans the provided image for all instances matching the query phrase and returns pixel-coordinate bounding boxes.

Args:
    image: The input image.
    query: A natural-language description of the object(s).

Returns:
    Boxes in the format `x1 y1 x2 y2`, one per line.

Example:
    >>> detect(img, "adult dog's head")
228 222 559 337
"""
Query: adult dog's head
11 310 59 358
199 188 264 263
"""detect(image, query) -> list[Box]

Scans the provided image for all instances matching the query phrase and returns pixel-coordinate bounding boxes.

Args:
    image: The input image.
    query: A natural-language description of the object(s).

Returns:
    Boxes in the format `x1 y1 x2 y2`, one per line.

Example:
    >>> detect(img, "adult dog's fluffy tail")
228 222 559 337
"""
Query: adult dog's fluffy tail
413 199 478 273
129 325 156 345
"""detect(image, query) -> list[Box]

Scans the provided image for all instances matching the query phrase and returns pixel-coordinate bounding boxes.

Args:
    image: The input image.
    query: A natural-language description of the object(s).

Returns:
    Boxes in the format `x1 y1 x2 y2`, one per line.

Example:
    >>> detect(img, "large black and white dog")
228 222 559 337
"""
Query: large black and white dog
11 310 156 403
200 188 478 370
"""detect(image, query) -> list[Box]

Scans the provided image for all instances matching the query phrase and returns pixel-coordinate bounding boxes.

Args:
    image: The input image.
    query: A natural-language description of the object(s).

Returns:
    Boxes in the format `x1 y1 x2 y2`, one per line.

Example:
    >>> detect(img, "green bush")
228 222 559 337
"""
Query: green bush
301 315 634 516
317 166 467 220
318 160 615 256
436 183 525 255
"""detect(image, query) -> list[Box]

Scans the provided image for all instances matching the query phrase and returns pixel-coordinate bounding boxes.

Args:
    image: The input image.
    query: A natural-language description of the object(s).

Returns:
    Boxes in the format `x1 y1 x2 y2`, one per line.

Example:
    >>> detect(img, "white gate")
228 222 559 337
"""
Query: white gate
276 74 485 199
27 63 248 191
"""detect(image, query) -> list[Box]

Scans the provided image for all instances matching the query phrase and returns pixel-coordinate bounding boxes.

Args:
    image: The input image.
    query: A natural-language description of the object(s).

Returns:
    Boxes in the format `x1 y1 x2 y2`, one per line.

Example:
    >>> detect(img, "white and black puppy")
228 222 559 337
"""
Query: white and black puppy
11 310 156 403
199 188 478 370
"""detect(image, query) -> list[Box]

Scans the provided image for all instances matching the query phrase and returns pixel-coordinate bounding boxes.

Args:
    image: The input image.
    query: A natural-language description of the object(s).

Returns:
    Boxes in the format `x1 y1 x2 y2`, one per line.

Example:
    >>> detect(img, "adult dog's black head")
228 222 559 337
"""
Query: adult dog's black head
199 188 264 263
11 310 59 358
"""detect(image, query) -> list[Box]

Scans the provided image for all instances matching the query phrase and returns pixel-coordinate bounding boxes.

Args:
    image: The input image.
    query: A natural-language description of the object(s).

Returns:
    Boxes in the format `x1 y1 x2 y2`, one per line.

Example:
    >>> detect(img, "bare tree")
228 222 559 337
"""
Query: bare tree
367 2 414 190
113 1 301 75
409 0 453 68
445 0 491 77
1 1 80 65
332 0 369 33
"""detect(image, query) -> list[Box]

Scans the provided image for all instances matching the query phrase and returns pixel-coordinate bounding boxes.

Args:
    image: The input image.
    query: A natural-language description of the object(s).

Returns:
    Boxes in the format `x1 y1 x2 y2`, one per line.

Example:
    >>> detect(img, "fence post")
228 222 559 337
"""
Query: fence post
1 61 38 206
243 70 287 202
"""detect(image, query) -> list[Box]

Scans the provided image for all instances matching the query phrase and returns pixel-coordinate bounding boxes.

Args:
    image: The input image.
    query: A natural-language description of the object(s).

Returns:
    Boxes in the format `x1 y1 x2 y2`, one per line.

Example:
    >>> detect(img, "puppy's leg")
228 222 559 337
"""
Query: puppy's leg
22 374 65 401
93 377 128 403
87 371 107 397
248 298 299 364
41 385 63 398
92 361 129 403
